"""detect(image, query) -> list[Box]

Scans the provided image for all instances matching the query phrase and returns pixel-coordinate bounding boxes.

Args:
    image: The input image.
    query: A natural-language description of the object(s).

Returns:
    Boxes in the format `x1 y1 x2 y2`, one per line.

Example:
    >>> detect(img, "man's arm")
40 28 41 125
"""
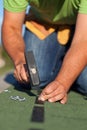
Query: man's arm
2 10 28 82
39 13 87 103
56 13 87 90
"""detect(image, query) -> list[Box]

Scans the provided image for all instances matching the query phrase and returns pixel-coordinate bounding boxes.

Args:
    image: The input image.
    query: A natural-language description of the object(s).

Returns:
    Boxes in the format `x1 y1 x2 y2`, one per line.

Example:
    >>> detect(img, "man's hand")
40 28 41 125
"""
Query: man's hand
2 10 29 83
14 62 29 83
38 14 87 104
38 80 68 104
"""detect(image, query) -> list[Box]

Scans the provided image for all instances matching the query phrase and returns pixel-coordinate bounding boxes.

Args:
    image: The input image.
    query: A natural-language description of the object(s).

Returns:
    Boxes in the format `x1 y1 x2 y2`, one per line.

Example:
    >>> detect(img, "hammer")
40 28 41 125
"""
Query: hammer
25 50 40 90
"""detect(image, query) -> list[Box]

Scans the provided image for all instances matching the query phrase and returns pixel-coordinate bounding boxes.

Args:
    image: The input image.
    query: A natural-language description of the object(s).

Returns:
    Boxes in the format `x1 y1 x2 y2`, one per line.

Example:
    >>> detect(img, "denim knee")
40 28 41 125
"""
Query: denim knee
75 67 87 94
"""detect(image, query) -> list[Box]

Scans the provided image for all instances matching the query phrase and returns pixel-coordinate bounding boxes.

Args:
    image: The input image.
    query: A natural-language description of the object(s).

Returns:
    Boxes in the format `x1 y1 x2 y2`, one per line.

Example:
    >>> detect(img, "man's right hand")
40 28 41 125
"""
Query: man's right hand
14 62 29 83
2 10 29 83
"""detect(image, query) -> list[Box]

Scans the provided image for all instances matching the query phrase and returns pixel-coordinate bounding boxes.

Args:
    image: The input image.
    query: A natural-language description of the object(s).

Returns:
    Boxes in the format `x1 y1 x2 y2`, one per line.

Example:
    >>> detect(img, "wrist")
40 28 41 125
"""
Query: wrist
14 55 26 67
55 78 71 93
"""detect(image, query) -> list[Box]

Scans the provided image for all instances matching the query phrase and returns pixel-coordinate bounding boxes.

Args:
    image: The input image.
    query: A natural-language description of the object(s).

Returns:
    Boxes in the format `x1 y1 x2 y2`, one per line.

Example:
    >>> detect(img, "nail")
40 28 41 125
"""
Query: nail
38 96 45 101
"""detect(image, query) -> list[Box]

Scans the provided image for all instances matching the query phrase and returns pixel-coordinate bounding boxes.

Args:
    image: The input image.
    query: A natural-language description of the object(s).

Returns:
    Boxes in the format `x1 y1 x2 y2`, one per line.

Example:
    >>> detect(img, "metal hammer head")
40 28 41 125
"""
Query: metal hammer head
25 51 40 89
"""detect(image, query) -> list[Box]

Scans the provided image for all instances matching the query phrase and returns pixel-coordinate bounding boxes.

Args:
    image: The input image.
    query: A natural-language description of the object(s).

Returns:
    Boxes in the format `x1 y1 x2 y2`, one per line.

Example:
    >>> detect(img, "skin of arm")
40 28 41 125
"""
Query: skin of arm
39 13 87 104
2 10 29 82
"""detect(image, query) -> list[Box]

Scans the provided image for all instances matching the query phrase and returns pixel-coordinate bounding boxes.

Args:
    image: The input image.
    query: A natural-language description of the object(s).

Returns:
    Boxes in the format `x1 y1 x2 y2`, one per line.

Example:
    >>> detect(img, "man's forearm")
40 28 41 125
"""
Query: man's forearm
55 42 87 92
2 25 25 66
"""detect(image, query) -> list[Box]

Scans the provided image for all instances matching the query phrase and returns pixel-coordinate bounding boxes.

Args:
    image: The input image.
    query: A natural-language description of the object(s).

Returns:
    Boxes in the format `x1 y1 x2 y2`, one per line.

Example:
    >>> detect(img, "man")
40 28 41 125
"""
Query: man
2 0 87 104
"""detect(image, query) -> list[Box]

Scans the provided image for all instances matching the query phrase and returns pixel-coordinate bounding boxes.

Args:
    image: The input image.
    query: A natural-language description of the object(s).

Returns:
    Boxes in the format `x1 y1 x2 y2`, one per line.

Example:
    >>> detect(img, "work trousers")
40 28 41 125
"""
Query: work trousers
24 28 87 94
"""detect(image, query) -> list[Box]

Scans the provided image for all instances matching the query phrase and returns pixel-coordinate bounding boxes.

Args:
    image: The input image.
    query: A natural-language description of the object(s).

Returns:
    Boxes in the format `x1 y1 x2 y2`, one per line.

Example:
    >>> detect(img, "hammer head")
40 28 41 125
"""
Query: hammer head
25 51 40 89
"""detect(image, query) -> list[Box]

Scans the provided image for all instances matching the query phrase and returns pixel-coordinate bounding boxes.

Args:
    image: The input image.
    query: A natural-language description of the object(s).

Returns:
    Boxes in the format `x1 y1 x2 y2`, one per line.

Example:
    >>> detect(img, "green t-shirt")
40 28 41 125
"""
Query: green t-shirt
3 0 87 24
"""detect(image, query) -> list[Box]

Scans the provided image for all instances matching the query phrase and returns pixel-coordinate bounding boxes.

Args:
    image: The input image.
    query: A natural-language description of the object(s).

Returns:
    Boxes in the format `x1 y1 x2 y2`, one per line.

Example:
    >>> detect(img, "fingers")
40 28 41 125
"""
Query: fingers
40 81 60 96
14 63 29 83
39 81 63 100
38 80 68 104
48 93 67 104
20 64 29 82
60 95 67 104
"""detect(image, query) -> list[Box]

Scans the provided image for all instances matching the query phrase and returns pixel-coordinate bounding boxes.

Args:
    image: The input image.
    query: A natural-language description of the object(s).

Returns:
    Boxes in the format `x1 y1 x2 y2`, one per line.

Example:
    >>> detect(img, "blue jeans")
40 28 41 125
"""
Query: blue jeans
24 28 87 94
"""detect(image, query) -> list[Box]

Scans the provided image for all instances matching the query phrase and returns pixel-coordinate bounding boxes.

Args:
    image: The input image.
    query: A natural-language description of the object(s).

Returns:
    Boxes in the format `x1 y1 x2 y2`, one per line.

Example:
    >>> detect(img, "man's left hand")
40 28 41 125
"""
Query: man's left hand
38 80 68 104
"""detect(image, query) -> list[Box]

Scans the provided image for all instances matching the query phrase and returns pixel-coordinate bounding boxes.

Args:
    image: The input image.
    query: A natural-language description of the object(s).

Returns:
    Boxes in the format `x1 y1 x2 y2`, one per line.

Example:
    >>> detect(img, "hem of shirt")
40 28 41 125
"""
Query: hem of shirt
4 7 26 13
78 10 87 14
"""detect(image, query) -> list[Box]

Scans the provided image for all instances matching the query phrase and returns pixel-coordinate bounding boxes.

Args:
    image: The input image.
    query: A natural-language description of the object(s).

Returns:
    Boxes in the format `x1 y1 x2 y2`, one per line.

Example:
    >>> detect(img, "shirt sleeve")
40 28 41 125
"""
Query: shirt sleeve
78 0 87 14
3 0 29 12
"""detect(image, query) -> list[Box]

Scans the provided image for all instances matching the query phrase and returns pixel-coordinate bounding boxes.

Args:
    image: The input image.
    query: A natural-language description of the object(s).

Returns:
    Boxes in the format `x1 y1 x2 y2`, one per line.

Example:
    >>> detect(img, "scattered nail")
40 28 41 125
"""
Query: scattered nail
4 89 11 93
10 96 26 102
